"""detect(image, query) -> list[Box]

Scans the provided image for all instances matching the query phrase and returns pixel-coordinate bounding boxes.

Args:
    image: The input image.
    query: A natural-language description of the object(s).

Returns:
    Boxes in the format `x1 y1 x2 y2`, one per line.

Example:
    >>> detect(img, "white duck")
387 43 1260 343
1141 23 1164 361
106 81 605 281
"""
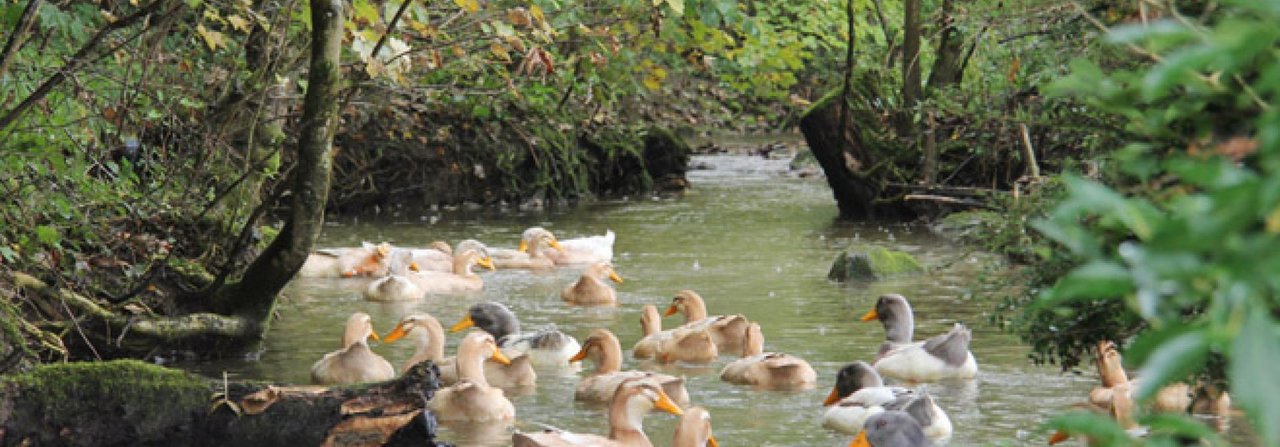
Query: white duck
518 227 614 265
822 362 951 442
571 328 690 406
719 322 817 390
859 294 978 382
428 331 516 422
362 250 423 301
391 248 494 295
450 302 582 369
493 229 561 269
298 242 392 278
310 312 395 385
512 380 684 447
383 313 536 388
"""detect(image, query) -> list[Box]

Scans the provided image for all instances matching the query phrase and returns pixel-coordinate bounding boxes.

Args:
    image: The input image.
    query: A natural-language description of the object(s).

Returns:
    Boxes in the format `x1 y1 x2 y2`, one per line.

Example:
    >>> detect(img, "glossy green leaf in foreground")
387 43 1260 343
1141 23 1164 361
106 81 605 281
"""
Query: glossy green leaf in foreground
1230 312 1280 446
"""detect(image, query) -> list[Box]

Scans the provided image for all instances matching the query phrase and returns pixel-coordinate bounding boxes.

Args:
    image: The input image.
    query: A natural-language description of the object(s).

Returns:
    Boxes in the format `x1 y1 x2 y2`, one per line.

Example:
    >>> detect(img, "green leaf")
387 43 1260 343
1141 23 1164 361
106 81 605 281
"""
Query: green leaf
1045 411 1131 447
1230 312 1280 446
1037 260 1132 307
35 225 60 246
1133 329 1208 402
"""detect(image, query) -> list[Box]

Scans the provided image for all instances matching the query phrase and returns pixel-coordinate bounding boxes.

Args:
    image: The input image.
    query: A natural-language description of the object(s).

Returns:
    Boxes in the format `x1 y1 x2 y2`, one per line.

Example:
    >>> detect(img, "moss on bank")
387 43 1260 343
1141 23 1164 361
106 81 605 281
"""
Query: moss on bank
828 245 925 281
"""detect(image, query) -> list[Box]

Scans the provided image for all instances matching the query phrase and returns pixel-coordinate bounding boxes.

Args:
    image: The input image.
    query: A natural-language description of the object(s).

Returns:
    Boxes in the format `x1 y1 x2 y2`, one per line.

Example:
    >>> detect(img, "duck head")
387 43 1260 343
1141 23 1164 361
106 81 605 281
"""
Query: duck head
609 379 685 441
586 262 624 284
860 294 915 344
825 361 885 405
571 328 623 374
451 302 521 340
664 289 708 323
640 304 662 336
341 312 380 349
518 227 560 253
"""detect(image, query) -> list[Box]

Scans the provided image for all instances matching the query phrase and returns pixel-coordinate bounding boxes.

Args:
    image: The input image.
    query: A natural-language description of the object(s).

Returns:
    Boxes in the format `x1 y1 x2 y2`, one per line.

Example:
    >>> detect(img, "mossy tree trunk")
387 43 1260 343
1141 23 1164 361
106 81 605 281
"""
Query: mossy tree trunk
0 360 445 446
9 0 346 356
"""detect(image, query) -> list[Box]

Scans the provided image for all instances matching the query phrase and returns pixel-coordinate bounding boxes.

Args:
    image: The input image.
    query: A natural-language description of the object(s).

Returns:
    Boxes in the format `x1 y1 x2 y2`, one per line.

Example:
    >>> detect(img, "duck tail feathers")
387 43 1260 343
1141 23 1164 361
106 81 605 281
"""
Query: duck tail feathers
922 323 972 367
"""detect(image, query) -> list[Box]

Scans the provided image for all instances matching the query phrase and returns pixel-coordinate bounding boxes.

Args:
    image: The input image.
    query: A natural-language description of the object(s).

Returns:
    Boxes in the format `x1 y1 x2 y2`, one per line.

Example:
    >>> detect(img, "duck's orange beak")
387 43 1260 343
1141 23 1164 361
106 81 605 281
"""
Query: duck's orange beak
663 304 679 317
849 430 870 447
707 435 719 447
477 256 496 271
824 386 842 406
408 262 421 272
450 314 474 332
384 323 408 343
570 345 590 363
518 240 529 252
490 347 512 365
368 329 382 342
655 390 684 416
609 270 624 284
859 308 878 322
549 239 563 251
1048 431 1071 445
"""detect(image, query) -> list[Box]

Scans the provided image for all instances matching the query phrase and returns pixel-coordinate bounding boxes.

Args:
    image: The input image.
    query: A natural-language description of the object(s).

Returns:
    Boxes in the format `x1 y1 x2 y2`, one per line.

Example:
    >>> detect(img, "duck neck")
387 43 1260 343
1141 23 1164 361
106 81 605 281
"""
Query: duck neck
593 334 624 374
608 395 653 446
452 256 476 276
882 309 913 343
742 324 764 357
673 410 710 447
641 306 661 336
413 320 445 363
456 339 491 388
683 296 707 323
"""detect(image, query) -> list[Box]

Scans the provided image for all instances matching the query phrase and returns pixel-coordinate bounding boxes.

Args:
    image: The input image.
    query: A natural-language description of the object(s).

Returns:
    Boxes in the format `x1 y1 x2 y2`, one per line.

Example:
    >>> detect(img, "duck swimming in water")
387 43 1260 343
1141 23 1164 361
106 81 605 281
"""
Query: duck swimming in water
571 328 689 405
632 304 719 364
428 331 516 422
718 322 817 390
822 362 951 442
310 312 395 385
663 290 751 355
383 313 536 387
512 380 684 447
859 294 978 382
561 262 624 305
451 302 582 369
849 410 934 447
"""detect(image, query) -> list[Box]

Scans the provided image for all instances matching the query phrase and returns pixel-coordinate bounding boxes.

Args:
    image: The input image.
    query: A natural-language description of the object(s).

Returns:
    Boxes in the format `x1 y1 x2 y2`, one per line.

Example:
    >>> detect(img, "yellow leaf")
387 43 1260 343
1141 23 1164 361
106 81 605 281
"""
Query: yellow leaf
529 5 545 25
226 14 250 33
490 42 511 62
452 44 466 57
1267 206 1280 234
365 58 385 78
453 0 479 13
643 66 667 91
100 10 117 23
196 24 226 51
507 7 530 27
666 0 684 15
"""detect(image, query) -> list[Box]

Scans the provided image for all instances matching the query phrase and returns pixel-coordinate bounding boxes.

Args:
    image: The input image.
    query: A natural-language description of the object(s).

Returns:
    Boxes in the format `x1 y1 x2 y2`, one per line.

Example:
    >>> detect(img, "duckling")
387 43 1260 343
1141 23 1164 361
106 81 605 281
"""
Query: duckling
451 302 582 369
663 290 751 354
822 362 951 442
494 229 561 269
521 227 614 265
632 304 719 363
402 248 493 295
383 314 536 387
298 242 392 278
310 312 395 385
512 380 684 447
849 410 935 447
571 328 689 406
428 331 516 422
362 250 424 301
561 262 624 305
719 322 817 390
860 294 978 382
673 406 719 447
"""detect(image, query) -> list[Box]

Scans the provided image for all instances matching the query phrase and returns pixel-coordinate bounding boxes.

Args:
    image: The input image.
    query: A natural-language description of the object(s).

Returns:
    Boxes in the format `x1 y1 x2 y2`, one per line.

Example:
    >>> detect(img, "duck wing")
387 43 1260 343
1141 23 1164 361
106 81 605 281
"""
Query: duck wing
921 323 972 367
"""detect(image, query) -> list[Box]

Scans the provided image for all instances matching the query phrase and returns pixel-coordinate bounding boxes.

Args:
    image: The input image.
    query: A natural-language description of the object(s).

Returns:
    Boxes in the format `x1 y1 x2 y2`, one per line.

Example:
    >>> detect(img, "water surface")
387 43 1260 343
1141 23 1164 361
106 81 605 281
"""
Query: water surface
187 149 1203 446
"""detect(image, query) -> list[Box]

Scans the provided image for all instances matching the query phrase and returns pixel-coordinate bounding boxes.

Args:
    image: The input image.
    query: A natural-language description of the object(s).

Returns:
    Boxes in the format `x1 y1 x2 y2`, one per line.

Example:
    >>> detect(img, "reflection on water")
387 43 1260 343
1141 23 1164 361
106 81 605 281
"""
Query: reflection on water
184 150 1248 446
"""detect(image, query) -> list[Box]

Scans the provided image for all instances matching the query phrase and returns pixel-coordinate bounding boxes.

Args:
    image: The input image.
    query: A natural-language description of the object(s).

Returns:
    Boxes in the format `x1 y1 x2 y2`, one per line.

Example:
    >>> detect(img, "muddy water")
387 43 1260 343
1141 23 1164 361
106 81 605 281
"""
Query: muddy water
186 148 1240 446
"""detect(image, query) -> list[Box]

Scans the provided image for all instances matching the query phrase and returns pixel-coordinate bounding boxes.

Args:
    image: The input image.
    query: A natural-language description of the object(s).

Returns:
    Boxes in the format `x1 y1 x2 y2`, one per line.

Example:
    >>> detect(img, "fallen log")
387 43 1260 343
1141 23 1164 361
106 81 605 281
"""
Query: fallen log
0 359 447 446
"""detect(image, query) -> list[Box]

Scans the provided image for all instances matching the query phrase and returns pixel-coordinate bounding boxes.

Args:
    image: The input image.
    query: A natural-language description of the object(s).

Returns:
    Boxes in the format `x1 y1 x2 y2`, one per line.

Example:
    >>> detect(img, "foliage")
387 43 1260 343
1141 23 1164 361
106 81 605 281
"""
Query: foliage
1008 1 1279 444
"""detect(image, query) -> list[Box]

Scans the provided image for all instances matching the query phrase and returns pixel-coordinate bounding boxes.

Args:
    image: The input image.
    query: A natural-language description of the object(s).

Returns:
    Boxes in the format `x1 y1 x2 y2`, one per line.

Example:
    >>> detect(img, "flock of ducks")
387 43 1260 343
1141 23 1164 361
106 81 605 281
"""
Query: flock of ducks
295 226 1231 447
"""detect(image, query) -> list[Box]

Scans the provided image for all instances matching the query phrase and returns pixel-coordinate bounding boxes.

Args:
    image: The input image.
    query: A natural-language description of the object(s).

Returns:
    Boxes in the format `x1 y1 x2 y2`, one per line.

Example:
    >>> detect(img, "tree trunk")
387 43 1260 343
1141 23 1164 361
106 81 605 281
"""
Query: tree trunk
926 0 966 90
203 0 344 324
799 93 881 220
900 0 922 111
0 359 446 446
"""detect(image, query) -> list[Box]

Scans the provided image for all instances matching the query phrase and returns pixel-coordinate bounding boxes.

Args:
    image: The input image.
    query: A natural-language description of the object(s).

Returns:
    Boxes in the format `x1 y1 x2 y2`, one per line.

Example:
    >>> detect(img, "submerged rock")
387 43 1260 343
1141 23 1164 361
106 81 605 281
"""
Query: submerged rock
828 245 925 281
